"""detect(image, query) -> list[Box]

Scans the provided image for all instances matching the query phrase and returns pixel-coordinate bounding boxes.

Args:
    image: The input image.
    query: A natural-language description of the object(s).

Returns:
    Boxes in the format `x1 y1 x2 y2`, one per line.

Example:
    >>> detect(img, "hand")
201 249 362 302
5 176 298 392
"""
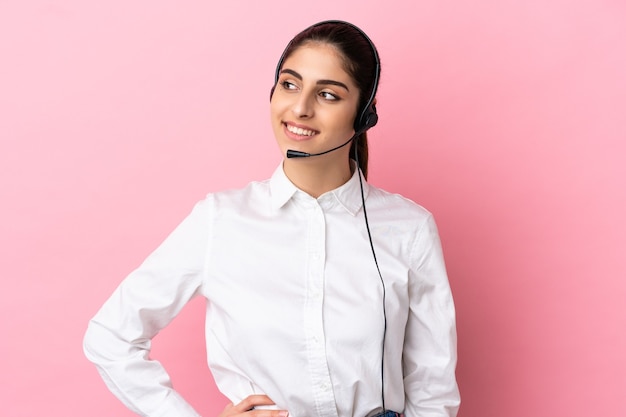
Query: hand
218 395 289 417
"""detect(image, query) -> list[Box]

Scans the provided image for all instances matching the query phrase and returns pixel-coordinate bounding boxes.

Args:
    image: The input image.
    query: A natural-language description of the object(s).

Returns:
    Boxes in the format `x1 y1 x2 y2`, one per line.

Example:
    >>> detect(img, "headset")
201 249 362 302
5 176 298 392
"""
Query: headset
270 20 381 134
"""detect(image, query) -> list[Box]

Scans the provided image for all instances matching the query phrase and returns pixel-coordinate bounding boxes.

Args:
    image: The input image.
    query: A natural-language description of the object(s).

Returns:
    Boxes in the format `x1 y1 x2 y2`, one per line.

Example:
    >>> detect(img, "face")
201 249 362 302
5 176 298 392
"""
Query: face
270 43 360 161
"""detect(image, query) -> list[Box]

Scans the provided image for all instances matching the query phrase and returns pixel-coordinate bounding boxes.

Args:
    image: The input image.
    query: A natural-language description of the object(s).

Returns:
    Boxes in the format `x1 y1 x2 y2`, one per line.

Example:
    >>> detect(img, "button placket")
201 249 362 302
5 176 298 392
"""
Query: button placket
303 202 338 417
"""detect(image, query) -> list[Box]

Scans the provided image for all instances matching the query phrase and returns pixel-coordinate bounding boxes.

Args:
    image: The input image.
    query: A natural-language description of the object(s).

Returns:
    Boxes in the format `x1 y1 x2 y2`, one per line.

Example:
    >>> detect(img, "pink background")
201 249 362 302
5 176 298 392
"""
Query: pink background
1 1 625 416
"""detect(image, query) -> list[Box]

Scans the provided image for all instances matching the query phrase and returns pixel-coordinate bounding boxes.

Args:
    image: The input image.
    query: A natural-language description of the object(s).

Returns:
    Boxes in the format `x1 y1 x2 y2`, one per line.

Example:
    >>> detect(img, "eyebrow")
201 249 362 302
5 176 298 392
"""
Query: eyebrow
280 69 350 92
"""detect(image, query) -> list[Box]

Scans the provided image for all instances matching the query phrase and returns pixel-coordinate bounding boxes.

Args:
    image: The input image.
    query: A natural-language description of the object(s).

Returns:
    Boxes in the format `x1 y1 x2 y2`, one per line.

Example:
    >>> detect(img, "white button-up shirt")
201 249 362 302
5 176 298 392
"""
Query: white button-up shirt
84 164 460 417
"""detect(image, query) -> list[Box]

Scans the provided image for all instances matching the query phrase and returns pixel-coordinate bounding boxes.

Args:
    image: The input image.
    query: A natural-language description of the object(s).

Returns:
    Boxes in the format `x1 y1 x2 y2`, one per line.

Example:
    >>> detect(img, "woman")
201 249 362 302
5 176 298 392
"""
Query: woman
84 20 460 417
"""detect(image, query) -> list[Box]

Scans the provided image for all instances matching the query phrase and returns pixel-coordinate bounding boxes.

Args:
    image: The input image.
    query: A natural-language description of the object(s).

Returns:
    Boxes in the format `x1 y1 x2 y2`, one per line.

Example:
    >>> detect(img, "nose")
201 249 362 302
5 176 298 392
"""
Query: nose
291 91 314 119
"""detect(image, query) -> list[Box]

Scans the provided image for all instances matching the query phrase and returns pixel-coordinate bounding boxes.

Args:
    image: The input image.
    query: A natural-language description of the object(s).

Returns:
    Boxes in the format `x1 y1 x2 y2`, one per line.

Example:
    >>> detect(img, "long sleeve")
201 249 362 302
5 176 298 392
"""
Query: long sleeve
83 200 211 417
402 215 460 417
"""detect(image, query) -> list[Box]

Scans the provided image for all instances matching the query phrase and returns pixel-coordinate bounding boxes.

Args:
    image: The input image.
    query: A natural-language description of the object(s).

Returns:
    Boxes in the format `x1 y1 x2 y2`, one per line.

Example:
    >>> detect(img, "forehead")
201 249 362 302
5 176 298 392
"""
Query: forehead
281 43 355 85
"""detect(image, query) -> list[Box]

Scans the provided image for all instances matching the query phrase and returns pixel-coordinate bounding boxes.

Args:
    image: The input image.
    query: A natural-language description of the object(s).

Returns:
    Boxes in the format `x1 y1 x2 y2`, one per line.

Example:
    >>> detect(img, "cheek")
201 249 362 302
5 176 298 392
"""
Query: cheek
270 98 288 122
332 107 358 132
337 99 359 128
269 103 285 139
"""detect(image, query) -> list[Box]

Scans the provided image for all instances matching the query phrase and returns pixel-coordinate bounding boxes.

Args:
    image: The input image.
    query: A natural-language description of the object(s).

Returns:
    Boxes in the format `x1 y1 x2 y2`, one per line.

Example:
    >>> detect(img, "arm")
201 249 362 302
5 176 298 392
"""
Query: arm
83 200 211 417
403 215 460 417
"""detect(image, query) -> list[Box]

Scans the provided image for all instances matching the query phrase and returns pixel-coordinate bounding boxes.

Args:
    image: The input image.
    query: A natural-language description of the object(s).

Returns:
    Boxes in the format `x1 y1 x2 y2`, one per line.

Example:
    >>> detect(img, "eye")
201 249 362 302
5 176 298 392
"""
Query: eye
281 80 298 91
320 91 339 101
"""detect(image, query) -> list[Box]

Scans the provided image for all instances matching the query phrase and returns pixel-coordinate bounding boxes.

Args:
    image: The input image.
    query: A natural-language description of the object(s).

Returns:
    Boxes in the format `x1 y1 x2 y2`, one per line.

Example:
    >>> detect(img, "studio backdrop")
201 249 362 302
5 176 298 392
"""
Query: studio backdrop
1 1 625 416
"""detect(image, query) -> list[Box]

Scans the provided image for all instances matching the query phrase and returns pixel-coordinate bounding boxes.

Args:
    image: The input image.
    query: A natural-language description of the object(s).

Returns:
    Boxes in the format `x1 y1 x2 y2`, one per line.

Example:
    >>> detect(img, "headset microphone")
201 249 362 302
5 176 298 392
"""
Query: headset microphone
285 110 377 159
286 132 357 159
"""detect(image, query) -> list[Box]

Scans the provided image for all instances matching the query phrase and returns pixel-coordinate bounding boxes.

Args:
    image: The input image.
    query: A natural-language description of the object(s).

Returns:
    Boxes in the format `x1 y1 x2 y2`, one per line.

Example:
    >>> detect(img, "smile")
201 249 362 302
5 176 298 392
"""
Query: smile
285 123 318 137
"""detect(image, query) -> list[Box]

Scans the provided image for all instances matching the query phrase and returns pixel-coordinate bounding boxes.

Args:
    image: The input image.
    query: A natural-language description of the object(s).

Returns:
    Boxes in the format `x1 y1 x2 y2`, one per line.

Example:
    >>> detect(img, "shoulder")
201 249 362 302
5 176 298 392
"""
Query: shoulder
366 184 433 224
365 185 444 267
199 178 272 212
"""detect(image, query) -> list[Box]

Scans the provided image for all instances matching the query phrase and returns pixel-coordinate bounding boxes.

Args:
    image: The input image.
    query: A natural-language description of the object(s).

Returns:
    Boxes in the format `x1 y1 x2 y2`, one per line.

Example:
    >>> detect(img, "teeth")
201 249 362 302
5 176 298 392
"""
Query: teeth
287 124 316 136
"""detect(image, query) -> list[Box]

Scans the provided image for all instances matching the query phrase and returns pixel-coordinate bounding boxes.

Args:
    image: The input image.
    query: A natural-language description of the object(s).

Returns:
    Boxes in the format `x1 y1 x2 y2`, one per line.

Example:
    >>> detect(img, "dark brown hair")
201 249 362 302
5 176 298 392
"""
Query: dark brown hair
275 21 380 178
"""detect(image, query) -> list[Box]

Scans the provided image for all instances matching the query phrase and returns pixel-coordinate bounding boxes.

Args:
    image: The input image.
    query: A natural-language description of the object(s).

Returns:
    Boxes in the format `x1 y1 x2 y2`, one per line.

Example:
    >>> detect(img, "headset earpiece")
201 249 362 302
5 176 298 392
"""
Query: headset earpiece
356 104 379 132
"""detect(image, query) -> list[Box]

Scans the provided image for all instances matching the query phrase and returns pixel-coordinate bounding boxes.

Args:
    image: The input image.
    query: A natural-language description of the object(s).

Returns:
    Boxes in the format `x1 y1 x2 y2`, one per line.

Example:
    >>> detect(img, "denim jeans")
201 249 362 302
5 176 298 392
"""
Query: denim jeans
371 411 401 417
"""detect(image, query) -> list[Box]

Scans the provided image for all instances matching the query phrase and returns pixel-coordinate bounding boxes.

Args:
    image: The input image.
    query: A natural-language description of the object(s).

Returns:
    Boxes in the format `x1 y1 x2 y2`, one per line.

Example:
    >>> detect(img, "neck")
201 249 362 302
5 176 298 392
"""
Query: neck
283 155 354 198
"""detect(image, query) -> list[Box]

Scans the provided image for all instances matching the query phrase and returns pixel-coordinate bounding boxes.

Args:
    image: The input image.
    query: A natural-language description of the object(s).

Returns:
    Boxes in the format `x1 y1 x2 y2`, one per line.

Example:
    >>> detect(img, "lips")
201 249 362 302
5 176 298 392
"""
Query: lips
283 122 319 140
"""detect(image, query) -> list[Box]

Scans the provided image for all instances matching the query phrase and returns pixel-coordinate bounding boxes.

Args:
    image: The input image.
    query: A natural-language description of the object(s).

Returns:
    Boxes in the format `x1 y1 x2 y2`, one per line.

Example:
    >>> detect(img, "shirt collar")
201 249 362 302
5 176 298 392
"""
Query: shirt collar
269 162 369 216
